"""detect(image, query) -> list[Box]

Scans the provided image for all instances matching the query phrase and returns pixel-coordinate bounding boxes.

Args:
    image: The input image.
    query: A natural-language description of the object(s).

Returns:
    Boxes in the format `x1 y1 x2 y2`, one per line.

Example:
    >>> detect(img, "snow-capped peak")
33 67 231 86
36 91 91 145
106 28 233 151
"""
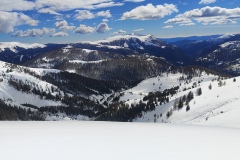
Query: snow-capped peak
220 41 240 49
79 34 166 50
209 34 235 44
0 42 46 53
96 34 157 43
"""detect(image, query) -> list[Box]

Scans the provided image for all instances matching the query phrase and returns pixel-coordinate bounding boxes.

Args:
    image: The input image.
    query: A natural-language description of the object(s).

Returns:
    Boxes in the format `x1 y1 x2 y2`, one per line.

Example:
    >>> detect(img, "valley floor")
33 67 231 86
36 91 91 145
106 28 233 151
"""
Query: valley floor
0 121 240 160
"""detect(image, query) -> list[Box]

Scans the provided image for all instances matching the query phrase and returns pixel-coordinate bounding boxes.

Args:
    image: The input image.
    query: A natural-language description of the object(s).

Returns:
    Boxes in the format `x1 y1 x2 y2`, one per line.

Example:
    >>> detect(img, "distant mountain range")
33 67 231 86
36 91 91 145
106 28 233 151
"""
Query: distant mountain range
1 33 240 127
160 34 222 43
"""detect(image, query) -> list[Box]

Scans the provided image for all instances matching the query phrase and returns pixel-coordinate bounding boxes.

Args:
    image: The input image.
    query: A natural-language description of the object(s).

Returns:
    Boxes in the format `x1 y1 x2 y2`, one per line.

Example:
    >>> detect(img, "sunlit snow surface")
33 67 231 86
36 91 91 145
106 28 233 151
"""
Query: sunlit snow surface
117 72 240 129
0 122 239 160
0 61 63 108
0 42 46 53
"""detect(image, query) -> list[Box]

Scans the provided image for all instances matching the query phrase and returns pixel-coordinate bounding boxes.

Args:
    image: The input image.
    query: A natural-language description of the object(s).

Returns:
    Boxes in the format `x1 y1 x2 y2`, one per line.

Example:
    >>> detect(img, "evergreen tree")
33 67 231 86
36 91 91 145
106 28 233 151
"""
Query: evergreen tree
196 88 202 96
218 80 223 87
187 91 194 101
208 83 212 90
178 98 183 109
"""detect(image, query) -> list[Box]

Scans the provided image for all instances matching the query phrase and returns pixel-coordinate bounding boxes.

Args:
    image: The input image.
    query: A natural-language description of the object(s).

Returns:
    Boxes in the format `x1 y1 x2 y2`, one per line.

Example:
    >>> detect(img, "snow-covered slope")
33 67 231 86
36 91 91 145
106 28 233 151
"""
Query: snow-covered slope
0 60 63 108
0 122 239 160
0 42 46 53
119 72 217 104
117 71 240 128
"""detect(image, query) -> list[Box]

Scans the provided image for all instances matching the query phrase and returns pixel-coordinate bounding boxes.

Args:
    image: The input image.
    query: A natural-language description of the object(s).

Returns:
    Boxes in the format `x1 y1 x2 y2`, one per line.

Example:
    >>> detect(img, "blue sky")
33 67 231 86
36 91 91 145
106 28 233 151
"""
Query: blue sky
0 0 240 44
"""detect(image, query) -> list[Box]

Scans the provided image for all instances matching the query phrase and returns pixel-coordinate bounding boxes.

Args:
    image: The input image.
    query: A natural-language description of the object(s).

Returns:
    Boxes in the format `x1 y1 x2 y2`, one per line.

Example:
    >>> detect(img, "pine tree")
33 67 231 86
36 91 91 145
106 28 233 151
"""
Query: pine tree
208 83 212 90
233 78 236 82
218 80 223 87
187 91 194 101
178 98 183 109
197 88 202 96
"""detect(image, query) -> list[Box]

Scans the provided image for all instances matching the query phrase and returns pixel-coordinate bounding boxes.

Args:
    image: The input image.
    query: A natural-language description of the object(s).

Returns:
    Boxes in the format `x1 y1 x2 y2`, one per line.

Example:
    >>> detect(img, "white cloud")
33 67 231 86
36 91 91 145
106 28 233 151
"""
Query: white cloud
74 10 112 21
96 23 111 33
54 15 64 21
74 25 95 34
165 17 195 26
75 10 95 21
165 6 240 25
0 1 123 15
12 27 55 37
113 29 126 34
96 10 112 18
55 20 68 28
102 19 109 22
0 11 38 33
124 0 145 2
34 0 123 13
199 0 216 5
179 23 195 26
133 28 144 32
55 20 75 31
38 8 61 15
76 10 112 21
0 0 35 11
50 31 68 37
163 25 173 29
120 3 178 20
91 2 124 9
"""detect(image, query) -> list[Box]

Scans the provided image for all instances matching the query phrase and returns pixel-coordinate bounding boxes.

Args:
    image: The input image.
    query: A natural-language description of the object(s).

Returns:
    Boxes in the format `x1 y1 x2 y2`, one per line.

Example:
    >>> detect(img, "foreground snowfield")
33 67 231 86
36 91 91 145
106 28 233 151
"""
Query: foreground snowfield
0 121 239 160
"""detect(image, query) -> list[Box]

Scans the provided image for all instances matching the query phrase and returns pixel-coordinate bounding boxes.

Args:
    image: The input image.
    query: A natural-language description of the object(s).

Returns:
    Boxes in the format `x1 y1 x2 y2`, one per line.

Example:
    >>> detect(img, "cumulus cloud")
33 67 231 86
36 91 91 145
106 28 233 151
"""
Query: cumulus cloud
12 27 55 37
165 6 240 25
133 28 144 32
34 0 123 13
38 8 61 15
96 23 111 33
55 20 75 31
0 0 35 11
165 17 195 26
0 11 38 33
0 1 123 15
75 10 112 21
120 3 178 20
163 25 173 29
75 10 95 21
74 25 95 34
96 10 112 18
50 31 68 37
113 29 126 34
199 0 216 5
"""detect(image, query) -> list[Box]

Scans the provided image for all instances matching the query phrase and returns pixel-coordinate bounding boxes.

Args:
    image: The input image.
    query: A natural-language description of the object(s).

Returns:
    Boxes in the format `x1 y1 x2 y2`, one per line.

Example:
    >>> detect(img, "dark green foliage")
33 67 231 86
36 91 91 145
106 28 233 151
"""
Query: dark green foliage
21 104 38 109
0 99 44 121
96 101 147 122
218 80 223 87
143 86 179 102
166 108 173 118
233 78 236 82
178 98 183 109
187 91 194 101
208 83 212 90
196 88 202 96
186 105 190 112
